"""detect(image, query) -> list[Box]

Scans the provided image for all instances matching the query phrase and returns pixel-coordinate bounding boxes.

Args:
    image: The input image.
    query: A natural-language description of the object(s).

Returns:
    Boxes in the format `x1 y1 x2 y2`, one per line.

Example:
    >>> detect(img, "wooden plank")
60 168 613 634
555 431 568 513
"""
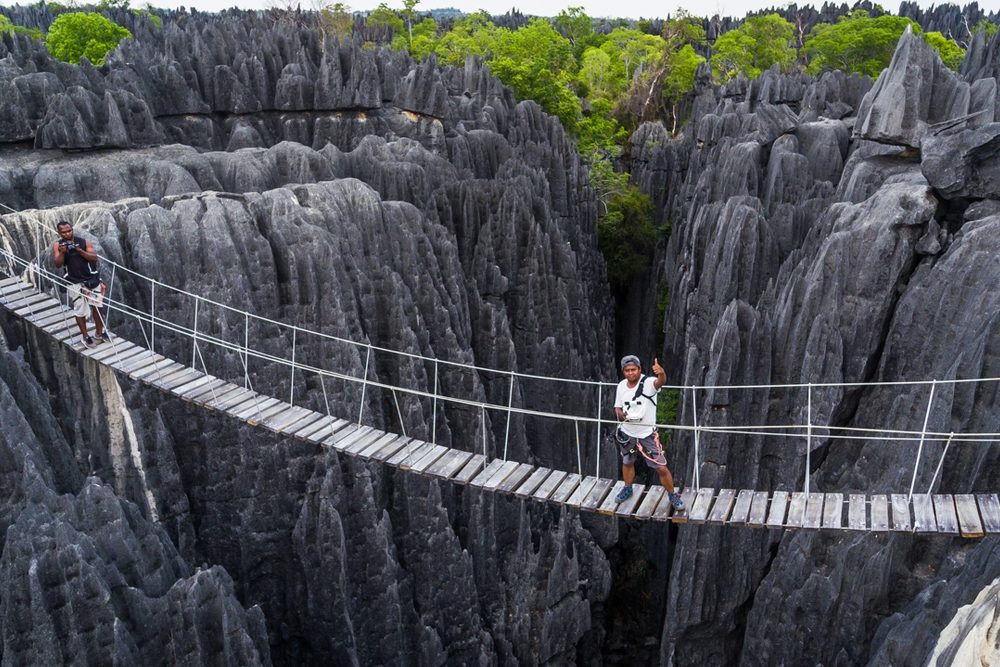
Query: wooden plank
531 470 568 501
152 367 202 391
954 494 985 538
598 482 627 515
453 455 487 485
0 276 24 290
823 493 844 530
25 302 68 323
728 490 754 525
580 478 613 511
92 343 146 366
349 432 396 457
361 435 411 462
468 459 507 488
116 351 165 375
34 309 74 329
707 489 736 524
410 444 450 473
785 492 807 528
566 476 599 507
132 360 185 383
870 495 889 532
426 450 474 479
327 426 373 452
848 494 867 531
10 292 52 312
890 494 912 532
170 374 218 398
549 473 582 504
933 495 960 535
482 460 521 491
389 439 434 466
265 406 319 433
652 488 676 522
615 483 647 517
803 493 825 529
292 415 345 441
672 489 697 523
912 494 937 533
180 378 231 403
634 486 665 520
977 494 1000 534
497 463 535 494
218 390 268 415
766 491 789 528
231 396 281 421
513 466 552 498
244 400 292 425
747 491 770 527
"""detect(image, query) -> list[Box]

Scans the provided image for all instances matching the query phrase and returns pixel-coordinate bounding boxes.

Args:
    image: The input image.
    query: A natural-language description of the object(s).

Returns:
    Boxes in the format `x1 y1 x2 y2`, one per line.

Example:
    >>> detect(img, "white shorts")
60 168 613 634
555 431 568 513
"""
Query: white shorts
67 282 105 318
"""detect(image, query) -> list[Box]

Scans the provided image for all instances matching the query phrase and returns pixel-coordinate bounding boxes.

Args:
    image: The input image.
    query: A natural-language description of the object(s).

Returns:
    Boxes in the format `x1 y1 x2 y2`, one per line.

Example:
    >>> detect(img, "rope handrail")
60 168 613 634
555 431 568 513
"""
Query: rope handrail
4 203 1000 393
3 249 999 446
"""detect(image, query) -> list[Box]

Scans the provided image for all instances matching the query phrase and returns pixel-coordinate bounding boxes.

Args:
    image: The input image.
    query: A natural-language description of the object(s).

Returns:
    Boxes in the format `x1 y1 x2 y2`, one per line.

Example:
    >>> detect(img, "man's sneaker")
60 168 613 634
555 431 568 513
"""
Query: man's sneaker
615 485 634 503
98 331 112 344
80 335 96 349
668 492 685 511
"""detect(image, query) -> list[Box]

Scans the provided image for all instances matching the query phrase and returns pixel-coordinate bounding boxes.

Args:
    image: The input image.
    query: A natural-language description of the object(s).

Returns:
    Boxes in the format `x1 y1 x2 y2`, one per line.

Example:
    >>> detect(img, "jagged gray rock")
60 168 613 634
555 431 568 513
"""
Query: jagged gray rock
922 123 1000 199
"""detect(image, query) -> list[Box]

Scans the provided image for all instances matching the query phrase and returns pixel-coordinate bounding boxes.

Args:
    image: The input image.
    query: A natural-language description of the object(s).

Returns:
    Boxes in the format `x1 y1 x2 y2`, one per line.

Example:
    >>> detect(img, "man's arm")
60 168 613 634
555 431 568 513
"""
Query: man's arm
77 239 98 263
52 241 65 267
652 358 666 390
615 407 626 421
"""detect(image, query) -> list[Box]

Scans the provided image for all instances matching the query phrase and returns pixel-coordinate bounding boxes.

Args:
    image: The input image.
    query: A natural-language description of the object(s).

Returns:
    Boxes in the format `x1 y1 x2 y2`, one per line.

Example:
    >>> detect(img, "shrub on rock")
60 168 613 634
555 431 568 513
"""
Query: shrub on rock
46 11 132 66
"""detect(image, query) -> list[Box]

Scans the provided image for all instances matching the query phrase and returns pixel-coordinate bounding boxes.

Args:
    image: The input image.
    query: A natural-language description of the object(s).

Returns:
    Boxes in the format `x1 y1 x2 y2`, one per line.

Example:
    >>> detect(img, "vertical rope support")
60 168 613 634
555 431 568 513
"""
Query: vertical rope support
243 312 249 390
481 404 488 465
190 296 199 369
102 264 116 332
358 344 372 425
392 389 407 438
595 384 602 478
691 385 701 491
431 360 438 445
926 432 955 496
908 380 937 500
289 327 297 405
149 282 156 354
503 372 514 460
805 383 812 495
575 419 582 476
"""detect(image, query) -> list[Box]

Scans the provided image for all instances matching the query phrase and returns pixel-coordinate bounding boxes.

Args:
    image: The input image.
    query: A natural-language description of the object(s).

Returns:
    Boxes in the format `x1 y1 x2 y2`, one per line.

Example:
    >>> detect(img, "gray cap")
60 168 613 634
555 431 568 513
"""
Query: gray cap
620 355 640 370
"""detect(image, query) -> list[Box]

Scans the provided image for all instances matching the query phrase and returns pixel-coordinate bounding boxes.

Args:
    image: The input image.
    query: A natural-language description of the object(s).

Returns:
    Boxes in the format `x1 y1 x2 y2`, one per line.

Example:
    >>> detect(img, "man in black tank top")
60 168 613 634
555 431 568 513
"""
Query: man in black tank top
52 221 107 348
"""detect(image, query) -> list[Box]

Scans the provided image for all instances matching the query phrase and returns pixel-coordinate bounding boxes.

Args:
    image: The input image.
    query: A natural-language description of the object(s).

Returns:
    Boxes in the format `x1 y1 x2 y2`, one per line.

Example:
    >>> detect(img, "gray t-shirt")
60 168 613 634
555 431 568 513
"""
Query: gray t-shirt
614 376 659 438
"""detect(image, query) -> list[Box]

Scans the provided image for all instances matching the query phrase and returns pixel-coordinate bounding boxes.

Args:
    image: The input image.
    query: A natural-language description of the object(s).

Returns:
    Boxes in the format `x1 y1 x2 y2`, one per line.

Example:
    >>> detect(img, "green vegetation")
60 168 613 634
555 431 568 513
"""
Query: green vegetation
712 13 796 81
656 386 680 442
1 14 45 40
924 31 964 70
318 1 353 38
46 11 132 65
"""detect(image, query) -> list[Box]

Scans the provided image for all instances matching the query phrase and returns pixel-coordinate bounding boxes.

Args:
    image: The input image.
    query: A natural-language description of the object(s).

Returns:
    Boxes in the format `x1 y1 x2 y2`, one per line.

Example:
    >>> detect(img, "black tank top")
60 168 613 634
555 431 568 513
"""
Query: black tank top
62 235 100 285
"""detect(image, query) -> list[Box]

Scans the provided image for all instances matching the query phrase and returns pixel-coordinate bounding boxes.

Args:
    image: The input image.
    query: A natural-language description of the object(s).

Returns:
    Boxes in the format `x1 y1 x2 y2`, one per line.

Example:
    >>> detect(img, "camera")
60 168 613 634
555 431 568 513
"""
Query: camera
624 400 646 423
60 240 78 253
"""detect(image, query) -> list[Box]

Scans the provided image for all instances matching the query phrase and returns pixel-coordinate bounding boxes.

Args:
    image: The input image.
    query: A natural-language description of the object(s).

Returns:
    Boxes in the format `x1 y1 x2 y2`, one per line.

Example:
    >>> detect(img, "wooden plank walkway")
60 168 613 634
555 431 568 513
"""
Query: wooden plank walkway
0 275 992 536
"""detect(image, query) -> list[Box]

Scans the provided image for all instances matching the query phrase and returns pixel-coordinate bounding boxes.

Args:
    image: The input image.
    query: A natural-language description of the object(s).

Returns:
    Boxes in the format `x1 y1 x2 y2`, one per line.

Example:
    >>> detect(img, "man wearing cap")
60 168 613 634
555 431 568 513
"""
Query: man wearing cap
612 355 685 510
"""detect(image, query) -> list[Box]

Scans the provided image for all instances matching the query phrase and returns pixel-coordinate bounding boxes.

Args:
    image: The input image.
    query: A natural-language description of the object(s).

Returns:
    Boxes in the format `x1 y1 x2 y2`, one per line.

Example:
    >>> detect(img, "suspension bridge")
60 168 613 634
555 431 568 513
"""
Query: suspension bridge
1 212 999 537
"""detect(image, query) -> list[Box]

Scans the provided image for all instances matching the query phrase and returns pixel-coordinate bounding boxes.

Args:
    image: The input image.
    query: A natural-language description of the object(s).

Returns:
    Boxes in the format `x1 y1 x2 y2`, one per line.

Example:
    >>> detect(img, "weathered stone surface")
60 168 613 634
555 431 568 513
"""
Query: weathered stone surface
922 123 1000 199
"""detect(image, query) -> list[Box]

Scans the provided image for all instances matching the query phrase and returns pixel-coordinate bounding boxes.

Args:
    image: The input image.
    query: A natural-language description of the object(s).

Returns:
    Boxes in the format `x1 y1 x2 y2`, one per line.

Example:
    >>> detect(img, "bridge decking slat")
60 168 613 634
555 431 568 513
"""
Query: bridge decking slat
232 396 281 421
223 391 270 415
652 488 677 521
428 450 474 480
954 495 985 538
351 432 396 457
175 376 223 401
870 495 889 531
599 482 627 515
673 489 697 523
388 438 432 466
203 384 251 409
513 467 553 498
708 489 736 524
803 493 824 529
615 483 647 517
119 351 167 376
328 426 373 452
689 488 714 523
497 463 535 494
822 493 843 529
912 494 937 533
92 343 145 365
0 276 24 291
144 365 194 388
453 455 487 485
276 410 326 436
363 436 412 462
786 493 807 528
483 461 522 491
580 478 613 511
566 476 599 507
0 282 33 301
468 459 507 488
747 491 770 527
531 470 568 500
34 309 73 329
292 415 342 441
10 293 52 312
152 367 202 391
848 494 867 531
264 406 316 432
133 360 185 383
550 474 582 504
634 486 664 520
181 378 232 404
976 495 1000 533
24 302 66 322
246 400 292 425
728 490 754 525
933 495 959 535
890 494 912 531
766 492 789 528
410 444 451 473
47 322 78 342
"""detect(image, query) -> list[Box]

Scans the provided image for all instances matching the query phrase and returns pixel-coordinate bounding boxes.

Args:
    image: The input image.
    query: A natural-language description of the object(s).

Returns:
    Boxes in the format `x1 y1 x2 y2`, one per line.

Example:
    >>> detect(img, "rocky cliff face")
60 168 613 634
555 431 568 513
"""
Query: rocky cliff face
632 22 1000 667
0 9 617 666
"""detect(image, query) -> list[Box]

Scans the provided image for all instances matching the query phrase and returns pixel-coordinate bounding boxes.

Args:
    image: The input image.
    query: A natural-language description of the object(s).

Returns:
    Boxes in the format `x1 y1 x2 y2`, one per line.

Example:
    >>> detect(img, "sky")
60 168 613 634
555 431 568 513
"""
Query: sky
134 0 962 21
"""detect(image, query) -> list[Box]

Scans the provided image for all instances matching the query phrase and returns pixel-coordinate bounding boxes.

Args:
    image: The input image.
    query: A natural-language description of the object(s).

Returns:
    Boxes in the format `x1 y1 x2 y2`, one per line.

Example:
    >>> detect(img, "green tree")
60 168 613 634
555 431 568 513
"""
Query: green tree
98 0 130 10
662 43 704 132
433 11 496 66
555 6 603 60
317 1 352 38
711 13 795 81
590 156 656 290
602 27 662 82
391 15 436 58
46 11 131 65
803 11 918 77
924 30 964 70
661 9 706 49
401 0 418 48
367 2 403 34
0 15 13 34
970 18 998 42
